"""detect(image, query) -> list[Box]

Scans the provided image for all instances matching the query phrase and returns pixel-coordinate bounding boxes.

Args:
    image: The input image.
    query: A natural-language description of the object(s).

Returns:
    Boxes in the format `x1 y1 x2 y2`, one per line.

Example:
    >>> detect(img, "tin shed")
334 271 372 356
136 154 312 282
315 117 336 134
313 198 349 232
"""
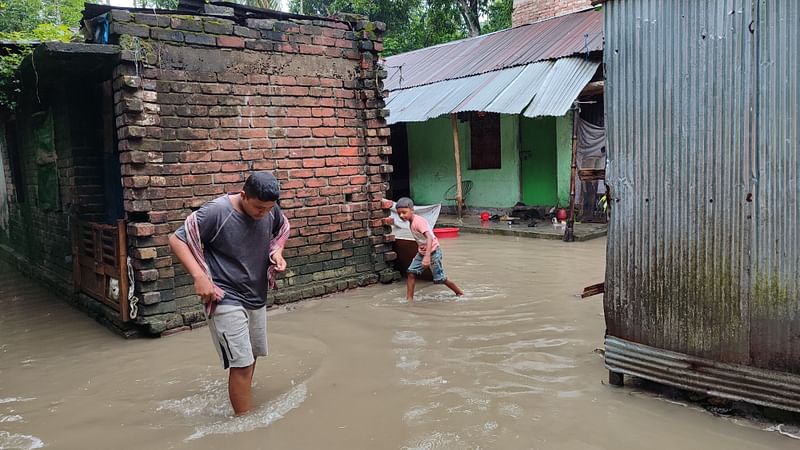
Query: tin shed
601 0 800 412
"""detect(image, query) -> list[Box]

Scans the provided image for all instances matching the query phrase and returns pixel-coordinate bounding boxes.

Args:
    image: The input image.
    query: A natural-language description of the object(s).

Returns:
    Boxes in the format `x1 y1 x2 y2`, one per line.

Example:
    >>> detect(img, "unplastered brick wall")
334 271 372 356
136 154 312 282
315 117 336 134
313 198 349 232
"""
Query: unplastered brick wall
105 8 398 335
512 0 593 26
0 87 101 288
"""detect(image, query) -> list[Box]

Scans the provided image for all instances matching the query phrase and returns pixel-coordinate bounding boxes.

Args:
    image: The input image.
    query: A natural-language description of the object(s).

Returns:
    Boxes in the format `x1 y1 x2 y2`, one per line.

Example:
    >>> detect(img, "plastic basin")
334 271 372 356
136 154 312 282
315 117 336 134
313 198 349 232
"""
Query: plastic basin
433 227 459 238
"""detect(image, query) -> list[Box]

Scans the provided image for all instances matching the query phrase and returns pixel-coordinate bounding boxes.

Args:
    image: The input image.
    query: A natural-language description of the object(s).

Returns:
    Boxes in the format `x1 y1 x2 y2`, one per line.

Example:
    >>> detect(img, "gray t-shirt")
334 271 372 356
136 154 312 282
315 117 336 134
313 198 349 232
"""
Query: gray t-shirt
175 194 283 310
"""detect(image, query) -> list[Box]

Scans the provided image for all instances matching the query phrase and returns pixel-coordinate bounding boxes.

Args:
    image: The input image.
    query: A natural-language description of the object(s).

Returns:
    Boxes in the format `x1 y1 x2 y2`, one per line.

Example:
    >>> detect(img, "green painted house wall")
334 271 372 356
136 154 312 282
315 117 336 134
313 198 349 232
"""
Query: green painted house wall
405 114 573 209
555 115 574 206
407 114 521 208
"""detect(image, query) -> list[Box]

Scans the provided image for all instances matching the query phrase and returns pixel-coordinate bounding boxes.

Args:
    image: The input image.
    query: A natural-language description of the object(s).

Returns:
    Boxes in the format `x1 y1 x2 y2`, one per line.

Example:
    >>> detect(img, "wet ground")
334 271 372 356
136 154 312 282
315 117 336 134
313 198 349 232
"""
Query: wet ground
436 215 607 241
1 234 798 449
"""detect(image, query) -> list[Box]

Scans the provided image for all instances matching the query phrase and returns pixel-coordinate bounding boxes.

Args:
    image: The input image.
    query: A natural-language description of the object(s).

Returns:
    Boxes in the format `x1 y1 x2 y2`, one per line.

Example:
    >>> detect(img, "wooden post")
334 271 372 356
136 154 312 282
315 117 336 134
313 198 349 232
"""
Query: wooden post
71 219 81 294
117 219 130 322
450 114 464 220
564 105 579 242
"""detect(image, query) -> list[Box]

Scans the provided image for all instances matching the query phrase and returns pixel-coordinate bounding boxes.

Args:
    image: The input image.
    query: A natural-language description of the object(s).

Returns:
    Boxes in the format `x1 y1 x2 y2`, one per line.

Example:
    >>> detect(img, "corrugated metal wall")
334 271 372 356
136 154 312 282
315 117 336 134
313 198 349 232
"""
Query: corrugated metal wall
751 0 800 373
605 0 799 373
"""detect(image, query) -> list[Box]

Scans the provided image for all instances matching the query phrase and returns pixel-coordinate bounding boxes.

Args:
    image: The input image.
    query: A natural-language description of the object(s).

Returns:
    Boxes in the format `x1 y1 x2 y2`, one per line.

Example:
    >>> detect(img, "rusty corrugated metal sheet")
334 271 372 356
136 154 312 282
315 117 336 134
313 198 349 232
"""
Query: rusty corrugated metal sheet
385 57 599 124
604 0 800 411
383 9 602 92
605 337 800 413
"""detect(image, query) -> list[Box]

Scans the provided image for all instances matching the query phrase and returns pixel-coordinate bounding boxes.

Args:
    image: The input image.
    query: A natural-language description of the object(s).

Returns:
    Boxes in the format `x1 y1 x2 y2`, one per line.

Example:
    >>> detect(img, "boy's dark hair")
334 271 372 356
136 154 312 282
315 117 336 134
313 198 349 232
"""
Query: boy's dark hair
243 171 280 202
396 197 414 209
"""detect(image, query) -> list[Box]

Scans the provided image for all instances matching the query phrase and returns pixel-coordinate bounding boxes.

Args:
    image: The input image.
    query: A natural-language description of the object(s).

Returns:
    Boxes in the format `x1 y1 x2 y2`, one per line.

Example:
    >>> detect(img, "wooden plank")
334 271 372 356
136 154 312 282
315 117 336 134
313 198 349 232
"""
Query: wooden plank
71 218 81 293
581 282 605 298
117 219 130 322
578 168 606 181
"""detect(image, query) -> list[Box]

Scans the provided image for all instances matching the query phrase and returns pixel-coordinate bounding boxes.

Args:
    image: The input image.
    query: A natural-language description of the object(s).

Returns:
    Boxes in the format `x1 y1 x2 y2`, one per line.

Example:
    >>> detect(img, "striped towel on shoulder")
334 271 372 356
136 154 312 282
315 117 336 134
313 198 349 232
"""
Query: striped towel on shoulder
183 209 291 317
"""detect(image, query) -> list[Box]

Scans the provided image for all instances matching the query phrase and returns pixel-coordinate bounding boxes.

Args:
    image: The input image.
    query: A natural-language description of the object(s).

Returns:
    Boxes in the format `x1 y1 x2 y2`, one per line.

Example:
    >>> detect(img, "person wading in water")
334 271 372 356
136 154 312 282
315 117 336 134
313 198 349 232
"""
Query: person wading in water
169 171 290 415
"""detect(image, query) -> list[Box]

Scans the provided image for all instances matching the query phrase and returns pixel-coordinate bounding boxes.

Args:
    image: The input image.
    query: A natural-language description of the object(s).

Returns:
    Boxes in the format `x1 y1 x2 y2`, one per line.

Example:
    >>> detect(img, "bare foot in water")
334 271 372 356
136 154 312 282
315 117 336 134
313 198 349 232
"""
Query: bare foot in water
444 280 463 296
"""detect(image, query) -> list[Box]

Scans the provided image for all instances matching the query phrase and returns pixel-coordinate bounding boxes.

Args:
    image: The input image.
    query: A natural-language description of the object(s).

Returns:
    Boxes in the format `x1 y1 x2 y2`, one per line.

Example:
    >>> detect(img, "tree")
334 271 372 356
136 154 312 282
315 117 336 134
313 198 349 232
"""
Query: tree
451 0 480 36
288 0 468 56
482 0 512 34
242 0 282 9
0 0 40 33
0 23 73 110
287 0 511 55
134 0 283 10
133 0 179 9
0 0 83 33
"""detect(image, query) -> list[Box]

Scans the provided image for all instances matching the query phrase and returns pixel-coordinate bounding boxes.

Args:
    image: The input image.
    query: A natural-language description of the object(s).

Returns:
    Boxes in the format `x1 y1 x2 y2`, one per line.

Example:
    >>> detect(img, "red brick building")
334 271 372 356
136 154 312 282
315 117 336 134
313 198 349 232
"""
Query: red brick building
512 0 594 26
0 2 398 336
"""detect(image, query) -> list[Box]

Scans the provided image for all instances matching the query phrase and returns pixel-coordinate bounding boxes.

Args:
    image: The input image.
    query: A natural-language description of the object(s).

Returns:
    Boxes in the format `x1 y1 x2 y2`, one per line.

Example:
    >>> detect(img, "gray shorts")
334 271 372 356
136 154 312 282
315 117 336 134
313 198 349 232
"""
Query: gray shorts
206 304 268 369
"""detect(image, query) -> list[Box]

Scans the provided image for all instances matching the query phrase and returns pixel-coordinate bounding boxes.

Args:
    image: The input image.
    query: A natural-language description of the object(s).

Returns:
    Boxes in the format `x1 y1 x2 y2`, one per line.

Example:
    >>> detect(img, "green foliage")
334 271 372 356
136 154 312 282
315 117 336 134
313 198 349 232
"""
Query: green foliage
132 0 180 9
134 0 282 11
240 0 282 9
0 0 41 33
0 0 84 33
483 0 512 34
0 23 73 111
288 0 512 56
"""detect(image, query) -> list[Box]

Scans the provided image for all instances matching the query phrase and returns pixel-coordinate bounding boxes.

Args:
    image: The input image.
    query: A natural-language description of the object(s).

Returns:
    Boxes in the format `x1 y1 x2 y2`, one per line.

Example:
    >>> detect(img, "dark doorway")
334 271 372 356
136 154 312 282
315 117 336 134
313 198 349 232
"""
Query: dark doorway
388 123 410 200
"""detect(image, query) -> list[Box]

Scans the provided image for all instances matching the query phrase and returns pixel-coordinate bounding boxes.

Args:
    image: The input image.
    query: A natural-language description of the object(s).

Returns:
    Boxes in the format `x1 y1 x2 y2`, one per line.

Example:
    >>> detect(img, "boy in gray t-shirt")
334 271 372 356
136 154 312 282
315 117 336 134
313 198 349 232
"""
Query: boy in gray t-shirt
170 171 287 416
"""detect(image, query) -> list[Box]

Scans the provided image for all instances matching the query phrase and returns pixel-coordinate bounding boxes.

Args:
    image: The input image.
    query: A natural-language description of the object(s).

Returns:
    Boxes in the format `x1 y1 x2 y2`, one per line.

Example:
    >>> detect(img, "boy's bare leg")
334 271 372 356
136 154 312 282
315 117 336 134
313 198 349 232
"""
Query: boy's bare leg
444 280 463 296
406 273 416 301
229 364 255 415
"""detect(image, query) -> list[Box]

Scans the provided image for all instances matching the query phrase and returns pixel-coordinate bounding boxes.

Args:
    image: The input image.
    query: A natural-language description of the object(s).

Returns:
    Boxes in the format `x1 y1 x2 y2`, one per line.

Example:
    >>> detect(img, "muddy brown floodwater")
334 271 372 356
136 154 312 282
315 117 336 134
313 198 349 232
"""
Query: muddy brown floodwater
1 234 798 449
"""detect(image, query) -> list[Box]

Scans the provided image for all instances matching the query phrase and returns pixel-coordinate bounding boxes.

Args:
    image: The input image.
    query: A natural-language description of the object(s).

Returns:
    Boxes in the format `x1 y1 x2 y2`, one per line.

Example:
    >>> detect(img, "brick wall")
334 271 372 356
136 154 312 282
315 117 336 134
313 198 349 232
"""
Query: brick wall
0 122 15 205
512 0 593 26
0 85 106 289
106 10 398 335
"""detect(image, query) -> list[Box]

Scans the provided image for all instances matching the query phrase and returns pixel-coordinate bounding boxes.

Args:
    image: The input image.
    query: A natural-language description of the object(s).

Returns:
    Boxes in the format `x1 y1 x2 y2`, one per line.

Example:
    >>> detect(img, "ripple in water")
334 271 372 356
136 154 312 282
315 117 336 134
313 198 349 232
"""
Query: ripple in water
509 338 574 350
0 414 23 423
397 355 422 372
187 383 307 441
0 397 36 404
498 402 523 418
465 331 517 342
372 284 503 307
403 402 441 426
482 382 546 397
0 431 44 450
393 331 427 347
764 424 800 440
414 285 503 304
400 376 448 387
158 379 231 418
402 431 467 450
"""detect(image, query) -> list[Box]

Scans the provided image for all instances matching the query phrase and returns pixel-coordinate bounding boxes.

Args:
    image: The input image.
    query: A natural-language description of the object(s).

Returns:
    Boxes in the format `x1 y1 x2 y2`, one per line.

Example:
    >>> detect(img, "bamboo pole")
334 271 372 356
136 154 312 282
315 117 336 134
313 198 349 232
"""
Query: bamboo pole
450 114 464 220
564 104 579 242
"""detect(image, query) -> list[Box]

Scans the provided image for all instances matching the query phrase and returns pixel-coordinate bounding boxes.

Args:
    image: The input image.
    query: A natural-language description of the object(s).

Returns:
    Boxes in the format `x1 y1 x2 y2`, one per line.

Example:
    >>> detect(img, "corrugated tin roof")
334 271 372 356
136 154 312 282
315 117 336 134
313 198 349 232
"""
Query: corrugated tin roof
385 57 599 124
384 9 603 92
523 57 599 117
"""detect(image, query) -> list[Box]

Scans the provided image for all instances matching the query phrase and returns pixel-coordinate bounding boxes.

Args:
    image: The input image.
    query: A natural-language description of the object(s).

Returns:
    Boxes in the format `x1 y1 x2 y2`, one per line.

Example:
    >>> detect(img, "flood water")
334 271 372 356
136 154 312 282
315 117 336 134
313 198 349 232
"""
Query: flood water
1 234 797 449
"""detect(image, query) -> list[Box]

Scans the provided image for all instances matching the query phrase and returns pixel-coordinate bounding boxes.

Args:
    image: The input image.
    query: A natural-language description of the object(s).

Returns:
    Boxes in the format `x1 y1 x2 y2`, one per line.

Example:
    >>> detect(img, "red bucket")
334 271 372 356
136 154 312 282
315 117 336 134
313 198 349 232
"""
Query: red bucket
433 227 459 238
